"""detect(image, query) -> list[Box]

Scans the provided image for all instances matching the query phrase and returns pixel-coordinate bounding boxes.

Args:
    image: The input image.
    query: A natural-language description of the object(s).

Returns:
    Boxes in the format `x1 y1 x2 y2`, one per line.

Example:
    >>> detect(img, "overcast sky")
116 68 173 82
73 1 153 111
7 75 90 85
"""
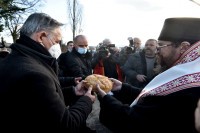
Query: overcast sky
4 0 200 47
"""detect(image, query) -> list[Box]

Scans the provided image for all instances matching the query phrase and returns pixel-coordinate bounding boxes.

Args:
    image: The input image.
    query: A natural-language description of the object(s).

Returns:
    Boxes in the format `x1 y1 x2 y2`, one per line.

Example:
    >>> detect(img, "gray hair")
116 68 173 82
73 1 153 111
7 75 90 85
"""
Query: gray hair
103 38 111 44
20 13 63 37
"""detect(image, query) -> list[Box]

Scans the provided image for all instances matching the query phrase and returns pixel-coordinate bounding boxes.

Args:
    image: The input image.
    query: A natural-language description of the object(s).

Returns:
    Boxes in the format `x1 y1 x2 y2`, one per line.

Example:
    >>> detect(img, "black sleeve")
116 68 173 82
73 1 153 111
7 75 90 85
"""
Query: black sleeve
121 54 138 80
26 72 93 132
91 52 101 69
61 86 82 106
112 83 141 104
65 55 86 78
59 76 75 87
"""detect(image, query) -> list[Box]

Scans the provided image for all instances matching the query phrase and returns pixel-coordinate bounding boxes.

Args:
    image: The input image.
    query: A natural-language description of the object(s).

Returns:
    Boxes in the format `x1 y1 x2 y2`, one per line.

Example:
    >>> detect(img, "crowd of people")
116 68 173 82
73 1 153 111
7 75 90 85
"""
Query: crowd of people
1 12 200 133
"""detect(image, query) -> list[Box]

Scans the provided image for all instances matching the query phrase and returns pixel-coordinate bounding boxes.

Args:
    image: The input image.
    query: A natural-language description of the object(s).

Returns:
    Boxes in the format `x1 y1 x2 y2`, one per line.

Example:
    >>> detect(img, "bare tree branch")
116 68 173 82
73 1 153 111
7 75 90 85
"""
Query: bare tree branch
66 0 83 39
1 0 44 43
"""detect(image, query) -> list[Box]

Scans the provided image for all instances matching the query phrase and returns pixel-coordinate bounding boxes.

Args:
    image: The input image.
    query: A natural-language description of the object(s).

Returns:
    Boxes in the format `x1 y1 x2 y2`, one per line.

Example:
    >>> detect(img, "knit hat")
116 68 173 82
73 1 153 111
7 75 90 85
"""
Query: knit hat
158 17 200 44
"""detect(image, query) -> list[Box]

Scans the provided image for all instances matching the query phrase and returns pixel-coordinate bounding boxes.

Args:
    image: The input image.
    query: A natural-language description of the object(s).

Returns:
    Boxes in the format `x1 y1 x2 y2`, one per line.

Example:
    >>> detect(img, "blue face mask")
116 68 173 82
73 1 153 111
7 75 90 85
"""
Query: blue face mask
77 47 87 54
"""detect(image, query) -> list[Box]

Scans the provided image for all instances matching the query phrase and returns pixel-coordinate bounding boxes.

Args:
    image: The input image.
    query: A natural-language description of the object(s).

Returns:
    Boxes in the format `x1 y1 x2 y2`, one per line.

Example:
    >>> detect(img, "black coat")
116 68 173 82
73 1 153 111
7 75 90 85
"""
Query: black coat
99 83 199 133
0 35 93 133
59 48 92 79
122 51 157 88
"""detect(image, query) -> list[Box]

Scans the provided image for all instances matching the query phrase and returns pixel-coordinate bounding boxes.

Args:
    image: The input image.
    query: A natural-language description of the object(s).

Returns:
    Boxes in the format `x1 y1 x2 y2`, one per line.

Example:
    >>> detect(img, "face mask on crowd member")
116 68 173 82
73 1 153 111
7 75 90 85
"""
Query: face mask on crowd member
77 47 87 54
74 35 88 55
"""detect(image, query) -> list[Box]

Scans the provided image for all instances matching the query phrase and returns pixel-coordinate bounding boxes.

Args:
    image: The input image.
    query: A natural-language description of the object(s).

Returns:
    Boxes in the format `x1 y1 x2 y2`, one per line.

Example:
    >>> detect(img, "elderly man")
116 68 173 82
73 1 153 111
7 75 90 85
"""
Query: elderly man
96 18 200 133
0 13 95 133
128 37 142 53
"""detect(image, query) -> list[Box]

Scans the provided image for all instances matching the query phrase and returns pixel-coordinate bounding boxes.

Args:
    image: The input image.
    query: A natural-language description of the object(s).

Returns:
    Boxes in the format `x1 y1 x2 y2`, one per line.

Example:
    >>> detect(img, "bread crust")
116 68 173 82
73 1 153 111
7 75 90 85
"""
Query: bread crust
84 74 113 93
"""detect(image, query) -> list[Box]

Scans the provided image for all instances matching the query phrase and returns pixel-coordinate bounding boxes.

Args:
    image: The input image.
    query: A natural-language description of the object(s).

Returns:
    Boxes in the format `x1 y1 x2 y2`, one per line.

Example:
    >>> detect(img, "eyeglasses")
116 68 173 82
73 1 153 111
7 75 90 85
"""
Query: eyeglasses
157 44 172 51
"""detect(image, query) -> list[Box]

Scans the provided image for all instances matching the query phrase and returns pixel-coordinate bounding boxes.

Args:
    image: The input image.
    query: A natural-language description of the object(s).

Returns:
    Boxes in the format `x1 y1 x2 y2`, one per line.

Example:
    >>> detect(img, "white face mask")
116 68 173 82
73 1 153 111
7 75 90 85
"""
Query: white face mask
48 43 61 59
77 47 87 54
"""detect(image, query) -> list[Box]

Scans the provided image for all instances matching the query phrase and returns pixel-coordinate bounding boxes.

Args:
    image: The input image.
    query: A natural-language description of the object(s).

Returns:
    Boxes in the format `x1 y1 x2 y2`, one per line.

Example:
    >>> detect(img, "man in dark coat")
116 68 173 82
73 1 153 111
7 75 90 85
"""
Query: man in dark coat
122 39 160 89
58 41 74 74
96 18 200 133
61 35 92 79
0 13 96 133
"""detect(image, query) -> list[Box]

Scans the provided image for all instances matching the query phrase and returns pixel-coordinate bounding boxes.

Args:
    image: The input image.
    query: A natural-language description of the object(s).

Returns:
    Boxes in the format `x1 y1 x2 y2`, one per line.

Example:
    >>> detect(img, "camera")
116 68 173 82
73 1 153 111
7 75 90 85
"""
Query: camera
125 46 133 54
127 37 134 47
98 44 115 57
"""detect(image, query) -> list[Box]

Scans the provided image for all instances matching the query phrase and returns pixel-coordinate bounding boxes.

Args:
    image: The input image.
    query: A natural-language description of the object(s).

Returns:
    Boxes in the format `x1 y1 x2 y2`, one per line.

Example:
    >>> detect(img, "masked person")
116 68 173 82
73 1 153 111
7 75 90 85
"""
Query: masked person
61 35 93 79
0 13 96 133
96 18 200 133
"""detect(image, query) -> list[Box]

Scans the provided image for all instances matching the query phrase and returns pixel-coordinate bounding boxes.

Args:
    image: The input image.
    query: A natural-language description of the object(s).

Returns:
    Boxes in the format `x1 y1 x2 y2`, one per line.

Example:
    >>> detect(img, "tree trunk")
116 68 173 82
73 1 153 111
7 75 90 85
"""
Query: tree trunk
73 0 76 39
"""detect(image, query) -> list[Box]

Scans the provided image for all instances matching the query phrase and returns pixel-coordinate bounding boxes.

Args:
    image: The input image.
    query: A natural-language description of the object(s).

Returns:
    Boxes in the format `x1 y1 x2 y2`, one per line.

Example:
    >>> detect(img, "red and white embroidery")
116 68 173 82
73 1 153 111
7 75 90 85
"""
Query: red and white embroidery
175 42 200 65
131 41 200 106
147 72 200 96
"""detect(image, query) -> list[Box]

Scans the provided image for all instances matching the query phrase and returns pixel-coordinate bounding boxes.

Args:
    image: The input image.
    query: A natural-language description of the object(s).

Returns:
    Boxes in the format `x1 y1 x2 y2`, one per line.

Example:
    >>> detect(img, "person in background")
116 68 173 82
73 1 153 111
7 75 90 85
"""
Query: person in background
96 17 200 133
122 39 160 89
128 37 143 53
92 38 124 81
0 13 96 133
57 41 74 77
66 41 74 52
61 35 92 79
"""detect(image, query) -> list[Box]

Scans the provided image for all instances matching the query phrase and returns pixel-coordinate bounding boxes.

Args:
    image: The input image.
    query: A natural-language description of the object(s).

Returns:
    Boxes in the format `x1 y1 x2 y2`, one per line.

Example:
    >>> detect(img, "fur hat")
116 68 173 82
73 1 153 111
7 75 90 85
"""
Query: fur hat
158 18 200 44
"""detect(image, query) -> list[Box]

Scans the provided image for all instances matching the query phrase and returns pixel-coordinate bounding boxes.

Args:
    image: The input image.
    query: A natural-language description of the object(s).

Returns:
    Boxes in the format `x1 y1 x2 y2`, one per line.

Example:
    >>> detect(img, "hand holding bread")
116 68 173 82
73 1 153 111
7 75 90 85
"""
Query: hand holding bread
84 74 113 93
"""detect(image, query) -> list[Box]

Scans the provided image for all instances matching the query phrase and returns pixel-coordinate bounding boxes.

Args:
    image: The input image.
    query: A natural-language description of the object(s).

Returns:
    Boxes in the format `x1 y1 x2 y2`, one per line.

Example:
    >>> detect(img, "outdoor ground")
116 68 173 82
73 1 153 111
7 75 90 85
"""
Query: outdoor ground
86 98 112 133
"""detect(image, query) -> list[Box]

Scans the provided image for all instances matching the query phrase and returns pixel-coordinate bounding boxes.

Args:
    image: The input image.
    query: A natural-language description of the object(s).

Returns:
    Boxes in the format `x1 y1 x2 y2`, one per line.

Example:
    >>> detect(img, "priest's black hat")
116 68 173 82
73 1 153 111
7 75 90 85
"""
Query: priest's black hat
158 17 200 44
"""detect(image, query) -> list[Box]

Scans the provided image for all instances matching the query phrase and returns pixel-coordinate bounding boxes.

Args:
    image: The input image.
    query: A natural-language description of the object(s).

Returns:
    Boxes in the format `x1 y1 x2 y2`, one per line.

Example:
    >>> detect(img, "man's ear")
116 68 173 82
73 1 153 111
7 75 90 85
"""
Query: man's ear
31 31 46 43
180 41 190 54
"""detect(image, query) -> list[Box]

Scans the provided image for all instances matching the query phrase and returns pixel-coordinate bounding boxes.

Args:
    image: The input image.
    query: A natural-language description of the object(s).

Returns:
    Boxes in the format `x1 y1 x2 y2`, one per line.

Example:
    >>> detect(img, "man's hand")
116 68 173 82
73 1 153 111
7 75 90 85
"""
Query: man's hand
84 85 96 103
136 74 147 82
96 84 106 98
74 77 82 85
109 78 122 91
74 80 87 96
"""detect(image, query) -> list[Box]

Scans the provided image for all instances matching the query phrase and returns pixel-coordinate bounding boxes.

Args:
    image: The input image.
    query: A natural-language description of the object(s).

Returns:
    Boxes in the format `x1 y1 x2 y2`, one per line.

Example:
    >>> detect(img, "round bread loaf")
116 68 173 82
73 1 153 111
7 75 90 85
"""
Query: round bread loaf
84 74 113 93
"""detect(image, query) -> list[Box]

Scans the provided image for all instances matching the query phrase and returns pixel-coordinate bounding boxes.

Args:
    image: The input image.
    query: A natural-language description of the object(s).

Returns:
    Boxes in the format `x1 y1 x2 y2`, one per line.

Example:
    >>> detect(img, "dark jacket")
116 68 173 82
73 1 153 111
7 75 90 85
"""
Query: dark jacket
99 83 199 133
57 51 71 76
0 50 9 62
57 52 77 87
0 35 93 133
92 53 124 81
60 48 92 79
122 50 157 88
